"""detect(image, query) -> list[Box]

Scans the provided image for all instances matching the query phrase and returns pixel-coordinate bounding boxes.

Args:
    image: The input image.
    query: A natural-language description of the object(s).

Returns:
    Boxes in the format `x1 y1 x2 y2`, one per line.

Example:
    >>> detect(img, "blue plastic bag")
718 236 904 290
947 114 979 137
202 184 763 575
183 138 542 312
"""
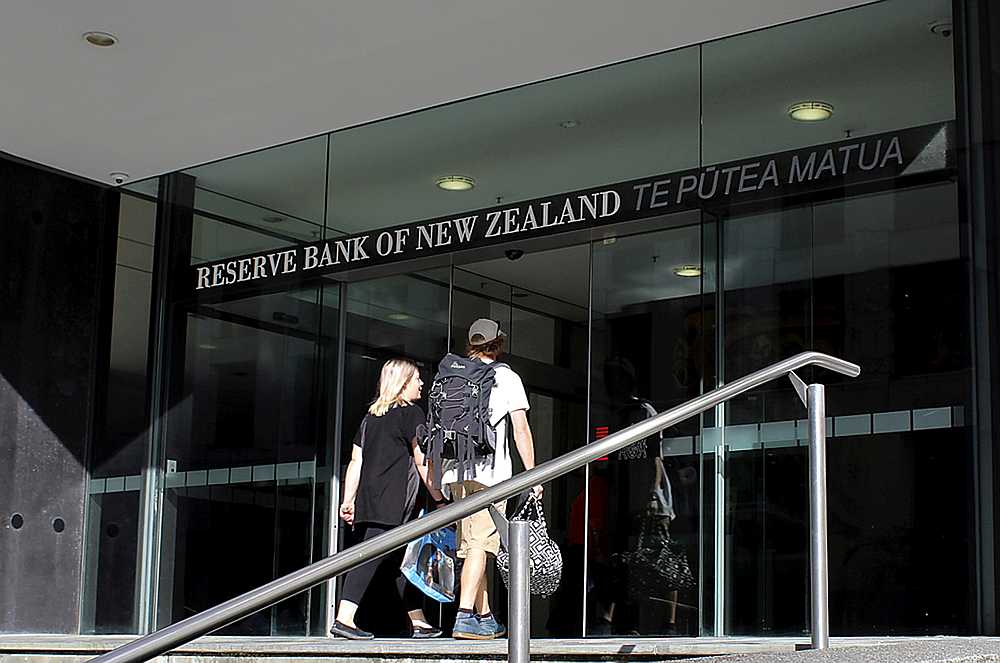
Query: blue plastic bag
400 523 457 602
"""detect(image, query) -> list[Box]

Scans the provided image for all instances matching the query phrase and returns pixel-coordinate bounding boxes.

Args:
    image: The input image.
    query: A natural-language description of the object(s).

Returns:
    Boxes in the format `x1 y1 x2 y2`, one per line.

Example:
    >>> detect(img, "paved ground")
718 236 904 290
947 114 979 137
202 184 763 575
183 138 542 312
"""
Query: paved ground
685 638 1000 663
1 635 998 662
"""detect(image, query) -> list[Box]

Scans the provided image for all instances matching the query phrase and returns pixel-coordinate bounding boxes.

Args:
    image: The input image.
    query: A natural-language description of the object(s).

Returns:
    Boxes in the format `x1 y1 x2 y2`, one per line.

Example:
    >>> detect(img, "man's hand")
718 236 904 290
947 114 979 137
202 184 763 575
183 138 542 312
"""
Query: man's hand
532 484 544 499
339 500 355 525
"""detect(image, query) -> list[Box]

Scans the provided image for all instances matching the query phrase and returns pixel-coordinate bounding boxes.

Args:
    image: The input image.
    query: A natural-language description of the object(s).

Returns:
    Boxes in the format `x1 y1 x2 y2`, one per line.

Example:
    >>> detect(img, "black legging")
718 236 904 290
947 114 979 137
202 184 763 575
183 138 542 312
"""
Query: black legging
341 523 423 609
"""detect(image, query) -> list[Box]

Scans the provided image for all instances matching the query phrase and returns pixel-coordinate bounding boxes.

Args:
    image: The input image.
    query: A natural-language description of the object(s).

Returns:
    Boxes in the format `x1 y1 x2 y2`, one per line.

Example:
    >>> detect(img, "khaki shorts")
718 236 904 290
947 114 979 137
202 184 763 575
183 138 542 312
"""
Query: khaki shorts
449 480 506 558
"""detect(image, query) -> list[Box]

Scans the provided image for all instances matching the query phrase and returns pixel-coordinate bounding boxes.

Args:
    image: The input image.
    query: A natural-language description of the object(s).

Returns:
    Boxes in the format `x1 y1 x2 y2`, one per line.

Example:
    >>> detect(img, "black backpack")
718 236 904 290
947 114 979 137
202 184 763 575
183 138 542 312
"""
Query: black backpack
420 353 508 487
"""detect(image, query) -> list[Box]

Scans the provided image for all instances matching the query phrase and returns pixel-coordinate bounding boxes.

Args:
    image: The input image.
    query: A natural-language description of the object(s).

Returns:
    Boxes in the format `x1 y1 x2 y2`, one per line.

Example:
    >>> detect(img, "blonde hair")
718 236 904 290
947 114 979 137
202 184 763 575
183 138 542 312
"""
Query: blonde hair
368 358 418 416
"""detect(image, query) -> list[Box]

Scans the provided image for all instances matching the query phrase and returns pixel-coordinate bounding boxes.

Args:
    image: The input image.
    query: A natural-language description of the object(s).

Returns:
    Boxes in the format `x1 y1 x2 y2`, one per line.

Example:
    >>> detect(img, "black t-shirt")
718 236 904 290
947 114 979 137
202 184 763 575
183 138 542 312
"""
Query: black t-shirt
354 404 425 527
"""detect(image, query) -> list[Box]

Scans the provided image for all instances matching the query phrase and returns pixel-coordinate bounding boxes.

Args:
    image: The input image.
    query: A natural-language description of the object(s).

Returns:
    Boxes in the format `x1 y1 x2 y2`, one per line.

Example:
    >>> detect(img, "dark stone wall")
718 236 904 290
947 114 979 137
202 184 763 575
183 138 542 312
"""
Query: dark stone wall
0 154 118 633
956 0 1000 634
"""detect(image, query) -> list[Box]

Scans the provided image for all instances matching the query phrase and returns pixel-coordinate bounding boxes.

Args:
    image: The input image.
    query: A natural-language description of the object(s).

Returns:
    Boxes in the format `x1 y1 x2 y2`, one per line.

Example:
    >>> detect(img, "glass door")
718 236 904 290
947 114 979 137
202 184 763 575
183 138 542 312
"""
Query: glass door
588 220 707 637
154 286 337 635
718 183 975 636
450 245 590 637
334 269 450 636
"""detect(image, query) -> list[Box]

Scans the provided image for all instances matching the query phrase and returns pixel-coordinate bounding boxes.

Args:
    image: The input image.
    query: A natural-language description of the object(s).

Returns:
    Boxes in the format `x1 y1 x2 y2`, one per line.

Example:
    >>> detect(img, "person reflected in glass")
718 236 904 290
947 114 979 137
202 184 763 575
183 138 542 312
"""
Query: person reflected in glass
330 358 447 640
602 356 683 636
547 463 612 637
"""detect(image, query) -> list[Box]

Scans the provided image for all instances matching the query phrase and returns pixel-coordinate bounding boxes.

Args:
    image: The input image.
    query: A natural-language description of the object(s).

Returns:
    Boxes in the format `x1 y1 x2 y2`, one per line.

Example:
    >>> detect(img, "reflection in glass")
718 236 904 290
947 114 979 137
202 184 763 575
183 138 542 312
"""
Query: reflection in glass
191 213 299 264
182 136 328 264
701 0 955 164
588 223 704 637
327 46 699 237
155 286 335 635
721 183 973 635
82 193 158 634
185 136 327 237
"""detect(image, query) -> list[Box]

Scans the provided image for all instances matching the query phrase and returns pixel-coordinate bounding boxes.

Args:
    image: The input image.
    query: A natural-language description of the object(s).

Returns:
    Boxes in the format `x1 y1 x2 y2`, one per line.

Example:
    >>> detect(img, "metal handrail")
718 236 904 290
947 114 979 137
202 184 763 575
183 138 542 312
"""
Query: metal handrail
91 351 859 663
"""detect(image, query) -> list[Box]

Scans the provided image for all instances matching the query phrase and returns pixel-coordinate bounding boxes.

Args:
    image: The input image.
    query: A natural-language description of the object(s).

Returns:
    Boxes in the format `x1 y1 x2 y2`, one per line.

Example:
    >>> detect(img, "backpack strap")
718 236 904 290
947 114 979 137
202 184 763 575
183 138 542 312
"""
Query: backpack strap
492 411 513 470
487 362 511 470
431 427 444 488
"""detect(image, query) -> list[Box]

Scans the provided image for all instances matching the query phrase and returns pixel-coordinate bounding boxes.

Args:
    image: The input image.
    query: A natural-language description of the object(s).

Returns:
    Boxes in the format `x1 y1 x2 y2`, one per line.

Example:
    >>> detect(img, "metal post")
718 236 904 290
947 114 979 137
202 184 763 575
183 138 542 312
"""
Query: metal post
807 383 830 650
508 520 530 663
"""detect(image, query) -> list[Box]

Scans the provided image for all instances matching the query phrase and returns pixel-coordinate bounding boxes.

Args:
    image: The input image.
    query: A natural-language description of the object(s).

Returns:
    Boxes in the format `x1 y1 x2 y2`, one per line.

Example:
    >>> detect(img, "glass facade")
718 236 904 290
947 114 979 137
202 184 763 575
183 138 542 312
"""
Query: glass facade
86 0 993 640
83 194 157 634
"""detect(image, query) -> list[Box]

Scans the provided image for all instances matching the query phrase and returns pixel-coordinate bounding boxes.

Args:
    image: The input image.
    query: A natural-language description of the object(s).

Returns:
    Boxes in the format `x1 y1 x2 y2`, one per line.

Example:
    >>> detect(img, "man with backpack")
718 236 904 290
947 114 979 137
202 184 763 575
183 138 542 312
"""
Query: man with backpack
421 318 542 640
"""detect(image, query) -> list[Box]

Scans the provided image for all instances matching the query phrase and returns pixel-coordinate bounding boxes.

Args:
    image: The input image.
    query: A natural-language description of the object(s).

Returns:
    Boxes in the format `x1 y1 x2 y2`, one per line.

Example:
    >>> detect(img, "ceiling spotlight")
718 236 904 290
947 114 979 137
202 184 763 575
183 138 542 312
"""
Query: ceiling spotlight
262 215 286 224
928 19 952 38
109 172 129 185
388 312 411 321
83 31 118 47
788 101 834 122
436 175 475 191
559 120 580 129
673 265 702 278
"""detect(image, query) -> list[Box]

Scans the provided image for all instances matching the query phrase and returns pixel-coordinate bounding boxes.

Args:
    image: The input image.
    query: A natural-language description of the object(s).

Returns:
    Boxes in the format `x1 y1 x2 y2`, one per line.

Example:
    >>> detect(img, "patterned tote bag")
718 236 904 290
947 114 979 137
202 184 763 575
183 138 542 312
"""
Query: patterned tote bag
497 494 563 597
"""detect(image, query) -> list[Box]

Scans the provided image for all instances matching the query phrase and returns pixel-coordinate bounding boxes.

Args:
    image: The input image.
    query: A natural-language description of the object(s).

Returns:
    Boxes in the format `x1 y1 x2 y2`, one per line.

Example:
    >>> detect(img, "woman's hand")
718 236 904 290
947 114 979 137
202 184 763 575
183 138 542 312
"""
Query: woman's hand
429 496 450 512
340 500 355 525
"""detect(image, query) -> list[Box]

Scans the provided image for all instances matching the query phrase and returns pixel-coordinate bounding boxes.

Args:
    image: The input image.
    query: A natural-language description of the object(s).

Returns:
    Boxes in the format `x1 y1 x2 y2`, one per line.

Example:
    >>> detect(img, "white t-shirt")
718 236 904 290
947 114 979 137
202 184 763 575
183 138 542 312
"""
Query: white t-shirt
441 357 530 491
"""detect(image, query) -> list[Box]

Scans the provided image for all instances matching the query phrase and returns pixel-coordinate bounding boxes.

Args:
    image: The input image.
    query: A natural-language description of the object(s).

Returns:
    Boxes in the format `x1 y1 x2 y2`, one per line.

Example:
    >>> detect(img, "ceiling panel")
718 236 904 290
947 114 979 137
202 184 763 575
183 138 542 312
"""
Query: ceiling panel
2 0 874 184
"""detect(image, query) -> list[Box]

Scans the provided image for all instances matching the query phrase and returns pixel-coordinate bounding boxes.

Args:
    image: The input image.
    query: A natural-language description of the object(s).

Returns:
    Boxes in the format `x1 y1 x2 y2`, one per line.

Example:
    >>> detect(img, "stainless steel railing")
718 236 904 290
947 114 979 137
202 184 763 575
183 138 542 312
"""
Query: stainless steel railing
90 351 859 663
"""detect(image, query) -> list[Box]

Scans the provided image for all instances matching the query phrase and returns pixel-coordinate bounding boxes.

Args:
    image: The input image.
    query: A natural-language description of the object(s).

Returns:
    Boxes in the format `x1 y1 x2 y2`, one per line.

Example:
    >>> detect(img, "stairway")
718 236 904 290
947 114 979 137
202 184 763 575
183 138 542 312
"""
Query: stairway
3 635 1000 663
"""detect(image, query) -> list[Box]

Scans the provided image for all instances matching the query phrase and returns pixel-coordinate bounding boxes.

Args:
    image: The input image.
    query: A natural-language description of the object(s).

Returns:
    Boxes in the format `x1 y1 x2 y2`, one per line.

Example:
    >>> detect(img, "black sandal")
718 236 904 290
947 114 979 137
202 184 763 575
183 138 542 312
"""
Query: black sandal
411 624 443 639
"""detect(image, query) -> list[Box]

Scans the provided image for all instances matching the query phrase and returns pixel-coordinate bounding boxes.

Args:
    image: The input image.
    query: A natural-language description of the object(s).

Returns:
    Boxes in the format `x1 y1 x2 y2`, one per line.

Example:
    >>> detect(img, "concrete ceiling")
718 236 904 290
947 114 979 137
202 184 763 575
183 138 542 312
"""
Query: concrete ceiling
2 0 877 185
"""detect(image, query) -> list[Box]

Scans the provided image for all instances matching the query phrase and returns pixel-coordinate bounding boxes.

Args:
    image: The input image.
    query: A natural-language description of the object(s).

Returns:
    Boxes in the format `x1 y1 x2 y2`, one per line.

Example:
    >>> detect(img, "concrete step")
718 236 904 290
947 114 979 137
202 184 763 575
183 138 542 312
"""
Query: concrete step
684 639 1000 663
1 635 997 663
1 634 796 663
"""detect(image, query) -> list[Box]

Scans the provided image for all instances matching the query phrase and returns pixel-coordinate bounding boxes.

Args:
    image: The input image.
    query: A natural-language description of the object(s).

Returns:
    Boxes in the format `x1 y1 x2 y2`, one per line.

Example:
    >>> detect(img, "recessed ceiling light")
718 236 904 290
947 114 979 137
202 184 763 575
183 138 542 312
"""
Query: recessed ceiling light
559 120 580 129
388 312 411 321
928 19 952 38
436 175 475 191
83 31 118 47
262 215 286 224
198 343 218 350
512 291 530 299
673 265 702 278
788 101 834 122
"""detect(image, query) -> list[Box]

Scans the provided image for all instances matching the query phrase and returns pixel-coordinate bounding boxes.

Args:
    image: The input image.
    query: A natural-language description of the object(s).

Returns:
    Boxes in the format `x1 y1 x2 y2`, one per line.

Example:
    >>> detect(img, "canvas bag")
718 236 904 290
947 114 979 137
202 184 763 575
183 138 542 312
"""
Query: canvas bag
420 353 508 487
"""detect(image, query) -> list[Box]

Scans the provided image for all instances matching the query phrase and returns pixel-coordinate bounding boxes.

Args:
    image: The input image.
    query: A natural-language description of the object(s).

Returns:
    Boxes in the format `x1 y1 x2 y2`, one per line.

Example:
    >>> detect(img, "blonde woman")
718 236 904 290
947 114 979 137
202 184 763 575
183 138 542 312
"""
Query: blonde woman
331 358 446 640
